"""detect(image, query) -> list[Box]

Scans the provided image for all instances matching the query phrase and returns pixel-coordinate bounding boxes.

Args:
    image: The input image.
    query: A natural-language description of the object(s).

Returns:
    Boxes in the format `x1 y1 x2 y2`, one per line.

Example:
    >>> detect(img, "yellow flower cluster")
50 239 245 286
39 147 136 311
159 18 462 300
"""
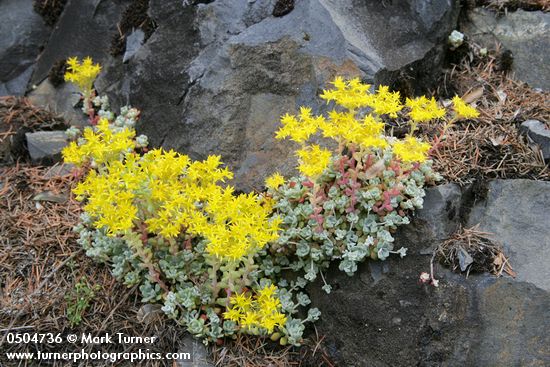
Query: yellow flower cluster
275 107 325 143
406 96 446 123
320 78 402 117
368 85 403 118
199 189 281 260
66 122 280 261
275 77 446 173
295 145 332 178
452 96 480 119
73 158 139 234
392 136 431 163
223 285 287 333
64 56 101 96
319 77 372 110
265 172 285 190
319 112 388 149
62 118 135 166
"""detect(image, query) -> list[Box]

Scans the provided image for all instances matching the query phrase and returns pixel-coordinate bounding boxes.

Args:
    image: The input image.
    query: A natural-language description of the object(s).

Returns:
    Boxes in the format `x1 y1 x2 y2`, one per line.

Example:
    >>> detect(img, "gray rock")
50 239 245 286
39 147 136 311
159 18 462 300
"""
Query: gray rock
30 0 131 86
28 80 87 126
43 163 75 179
309 182 550 366
520 119 550 161
96 0 459 191
123 29 145 63
461 9 550 91
33 191 68 204
473 280 550 367
176 334 214 367
0 0 50 95
0 66 35 97
26 0 460 189
136 303 164 324
396 183 463 252
467 179 550 291
96 2 200 153
25 130 68 164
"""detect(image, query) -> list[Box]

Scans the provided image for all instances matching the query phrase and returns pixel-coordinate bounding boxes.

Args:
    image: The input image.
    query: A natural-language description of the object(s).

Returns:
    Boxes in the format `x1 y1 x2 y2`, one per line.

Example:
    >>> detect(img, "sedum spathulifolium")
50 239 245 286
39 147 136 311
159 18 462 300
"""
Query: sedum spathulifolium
64 58 478 347
64 58 296 345
263 77 478 293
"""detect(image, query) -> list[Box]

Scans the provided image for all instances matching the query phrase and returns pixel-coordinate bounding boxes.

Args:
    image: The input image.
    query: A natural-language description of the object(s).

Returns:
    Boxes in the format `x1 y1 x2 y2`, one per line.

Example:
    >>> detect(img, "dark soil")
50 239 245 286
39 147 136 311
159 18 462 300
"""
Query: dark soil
496 49 514 73
33 0 67 26
110 0 157 57
273 0 295 17
439 237 496 274
48 58 68 87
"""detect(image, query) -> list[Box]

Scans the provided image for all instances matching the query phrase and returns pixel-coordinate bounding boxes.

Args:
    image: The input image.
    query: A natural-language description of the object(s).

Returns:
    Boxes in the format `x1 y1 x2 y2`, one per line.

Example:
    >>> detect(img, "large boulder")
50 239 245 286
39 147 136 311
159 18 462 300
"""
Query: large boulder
94 0 460 190
23 0 461 189
26 0 132 124
0 0 50 96
95 1 202 158
461 8 550 91
467 179 550 291
309 181 550 366
30 0 132 85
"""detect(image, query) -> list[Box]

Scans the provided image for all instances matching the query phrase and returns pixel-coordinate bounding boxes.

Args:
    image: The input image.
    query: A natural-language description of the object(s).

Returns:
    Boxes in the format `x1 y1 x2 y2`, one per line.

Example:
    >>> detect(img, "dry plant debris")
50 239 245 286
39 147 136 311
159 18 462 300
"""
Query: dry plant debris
475 0 550 12
0 164 190 366
435 225 516 278
0 163 332 366
0 96 66 165
430 45 550 184
211 332 335 367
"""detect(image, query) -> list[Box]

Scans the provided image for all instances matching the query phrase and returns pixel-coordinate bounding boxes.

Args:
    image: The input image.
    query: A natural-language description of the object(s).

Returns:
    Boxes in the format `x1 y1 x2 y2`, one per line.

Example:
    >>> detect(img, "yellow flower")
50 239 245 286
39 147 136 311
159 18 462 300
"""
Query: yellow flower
62 141 85 166
223 307 242 322
452 96 480 119
367 85 403 118
199 190 280 260
296 145 332 178
72 161 140 236
405 96 446 122
231 292 253 312
62 118 136 167
64 56 101 97
275 107 324 143
240 311 260 329
257 284 277 299
356 114 388 149
392 136 431 163
226 286 287 334
320 77 372 110
265 172 285 190
324 110 363 143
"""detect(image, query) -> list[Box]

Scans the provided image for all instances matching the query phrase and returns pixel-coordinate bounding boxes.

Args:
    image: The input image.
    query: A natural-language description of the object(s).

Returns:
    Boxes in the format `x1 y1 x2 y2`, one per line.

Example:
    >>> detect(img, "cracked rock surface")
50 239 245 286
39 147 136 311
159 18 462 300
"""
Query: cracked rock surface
461 8 550 91
96 0 459 190
14 0 460 190
309 181 550 366
0 0 49 96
